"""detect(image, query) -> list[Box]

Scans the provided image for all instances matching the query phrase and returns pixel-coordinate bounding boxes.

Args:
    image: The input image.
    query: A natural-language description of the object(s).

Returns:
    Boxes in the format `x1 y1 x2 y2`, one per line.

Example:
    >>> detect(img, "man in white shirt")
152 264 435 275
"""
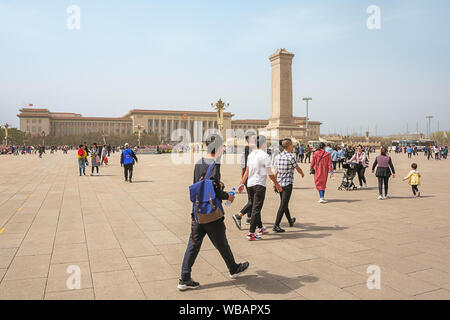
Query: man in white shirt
238 135 282 241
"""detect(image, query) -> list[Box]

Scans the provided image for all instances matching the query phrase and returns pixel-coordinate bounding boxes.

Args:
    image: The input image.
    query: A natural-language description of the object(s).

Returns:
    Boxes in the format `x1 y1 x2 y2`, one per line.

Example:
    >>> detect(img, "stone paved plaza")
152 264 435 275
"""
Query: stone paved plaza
0 151 449 300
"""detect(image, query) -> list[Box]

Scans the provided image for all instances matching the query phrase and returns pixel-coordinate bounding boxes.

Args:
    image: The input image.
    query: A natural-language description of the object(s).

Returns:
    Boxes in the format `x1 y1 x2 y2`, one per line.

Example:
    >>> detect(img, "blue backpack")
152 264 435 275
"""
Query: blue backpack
122 149 134 165
189 161 224 224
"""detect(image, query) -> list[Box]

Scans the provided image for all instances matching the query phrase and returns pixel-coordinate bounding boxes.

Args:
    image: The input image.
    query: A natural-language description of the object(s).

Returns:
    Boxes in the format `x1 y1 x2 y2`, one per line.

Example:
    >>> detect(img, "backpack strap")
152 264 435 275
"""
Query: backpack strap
205 161 216 179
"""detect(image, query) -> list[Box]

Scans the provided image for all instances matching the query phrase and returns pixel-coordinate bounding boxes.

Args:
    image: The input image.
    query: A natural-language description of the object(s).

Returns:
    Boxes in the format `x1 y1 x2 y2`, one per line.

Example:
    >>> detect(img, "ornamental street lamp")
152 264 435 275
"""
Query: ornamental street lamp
211 98 229 134
135 125 143 147
302 97 312 139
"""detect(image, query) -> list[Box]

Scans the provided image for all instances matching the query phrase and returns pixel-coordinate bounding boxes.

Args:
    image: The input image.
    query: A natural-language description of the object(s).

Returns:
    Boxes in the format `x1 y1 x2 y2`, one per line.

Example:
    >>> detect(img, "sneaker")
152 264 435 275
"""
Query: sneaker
232 214 242 230
385 194 391 199
230 262 250 279
247 233 262 241
245 218 251 225
364 183 368 188
272 225 285 233
256 226 267 235
129 180 132 183
377 195 383 200
318 198 327 203
289 217 296 227
177 279 200 291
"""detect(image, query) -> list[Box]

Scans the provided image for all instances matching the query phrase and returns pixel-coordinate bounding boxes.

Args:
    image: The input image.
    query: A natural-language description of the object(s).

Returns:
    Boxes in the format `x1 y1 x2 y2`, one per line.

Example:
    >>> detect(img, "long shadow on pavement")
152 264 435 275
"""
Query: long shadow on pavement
198 270 319 295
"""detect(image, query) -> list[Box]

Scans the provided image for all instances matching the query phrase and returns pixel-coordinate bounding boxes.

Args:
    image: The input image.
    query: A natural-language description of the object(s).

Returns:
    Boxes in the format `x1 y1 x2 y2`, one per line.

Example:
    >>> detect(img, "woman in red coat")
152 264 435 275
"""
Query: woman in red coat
310 142 334 203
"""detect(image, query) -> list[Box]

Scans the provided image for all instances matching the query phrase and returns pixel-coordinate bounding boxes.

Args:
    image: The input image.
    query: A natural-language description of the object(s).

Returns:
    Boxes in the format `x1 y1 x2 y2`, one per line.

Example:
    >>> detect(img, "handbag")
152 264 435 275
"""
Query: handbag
189 162 224 225
310 151 325 175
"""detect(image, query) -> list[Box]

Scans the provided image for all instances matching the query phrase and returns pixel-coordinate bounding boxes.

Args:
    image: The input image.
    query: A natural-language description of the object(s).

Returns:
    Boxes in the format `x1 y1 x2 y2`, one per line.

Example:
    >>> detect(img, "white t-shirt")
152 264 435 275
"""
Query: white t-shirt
247 149 272 187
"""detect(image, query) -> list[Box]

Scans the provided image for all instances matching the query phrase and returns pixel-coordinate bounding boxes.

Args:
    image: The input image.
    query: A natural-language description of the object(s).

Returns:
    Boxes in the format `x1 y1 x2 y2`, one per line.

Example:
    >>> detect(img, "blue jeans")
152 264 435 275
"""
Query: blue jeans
78 158 86 175
319 190 325 198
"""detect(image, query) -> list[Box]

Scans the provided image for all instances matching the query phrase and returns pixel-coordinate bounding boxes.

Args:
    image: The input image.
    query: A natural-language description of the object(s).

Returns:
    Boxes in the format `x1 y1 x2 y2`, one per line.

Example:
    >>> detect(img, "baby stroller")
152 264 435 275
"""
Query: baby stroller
338 162 358 191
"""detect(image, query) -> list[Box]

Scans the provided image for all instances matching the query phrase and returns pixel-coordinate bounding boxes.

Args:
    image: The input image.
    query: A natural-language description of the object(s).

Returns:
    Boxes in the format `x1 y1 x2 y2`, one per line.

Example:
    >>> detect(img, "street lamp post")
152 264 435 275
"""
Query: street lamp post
302 97 312 139
135 125 143 147
211 98 229 135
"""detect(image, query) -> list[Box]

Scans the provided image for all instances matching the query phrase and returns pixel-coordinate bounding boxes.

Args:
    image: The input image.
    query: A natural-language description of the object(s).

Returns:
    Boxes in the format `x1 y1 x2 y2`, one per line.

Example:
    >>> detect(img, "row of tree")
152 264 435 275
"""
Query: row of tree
430 131 450 145
0 128 160 146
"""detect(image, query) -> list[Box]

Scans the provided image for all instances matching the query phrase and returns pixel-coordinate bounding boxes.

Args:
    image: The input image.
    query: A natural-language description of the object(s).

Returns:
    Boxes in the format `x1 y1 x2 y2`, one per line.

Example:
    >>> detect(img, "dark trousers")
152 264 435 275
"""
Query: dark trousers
377 177 390 196
124 164 134 181
305 154 311 163
357 166 367 186
332 161 337 171
299 154 304 163
412 185 419 195
181 217 238 281
239 183 252 218
91 166 99 174
408 153 412 158
247 185 266 233
275 184 293 227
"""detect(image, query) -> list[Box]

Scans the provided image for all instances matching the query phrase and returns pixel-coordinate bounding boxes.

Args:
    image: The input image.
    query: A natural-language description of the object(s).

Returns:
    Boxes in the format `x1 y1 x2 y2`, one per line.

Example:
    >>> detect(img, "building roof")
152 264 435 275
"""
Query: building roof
124 109 234 118
232 119 269 124
18 108 129 121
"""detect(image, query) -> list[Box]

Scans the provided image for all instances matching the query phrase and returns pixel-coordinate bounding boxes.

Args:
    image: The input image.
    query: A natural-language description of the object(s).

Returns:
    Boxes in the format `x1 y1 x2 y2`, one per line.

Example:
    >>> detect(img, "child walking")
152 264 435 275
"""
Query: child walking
403 163 421 197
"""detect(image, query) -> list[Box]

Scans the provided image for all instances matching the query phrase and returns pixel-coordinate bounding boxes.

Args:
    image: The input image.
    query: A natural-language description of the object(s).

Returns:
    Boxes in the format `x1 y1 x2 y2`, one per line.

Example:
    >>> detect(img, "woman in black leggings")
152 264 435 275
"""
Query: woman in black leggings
372 147 396 200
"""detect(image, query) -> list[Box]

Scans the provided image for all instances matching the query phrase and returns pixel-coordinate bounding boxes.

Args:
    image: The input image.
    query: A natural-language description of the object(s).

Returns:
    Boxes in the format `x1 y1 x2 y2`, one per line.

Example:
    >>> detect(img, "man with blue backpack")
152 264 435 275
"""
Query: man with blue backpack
179 134 249 291
120 143 138 183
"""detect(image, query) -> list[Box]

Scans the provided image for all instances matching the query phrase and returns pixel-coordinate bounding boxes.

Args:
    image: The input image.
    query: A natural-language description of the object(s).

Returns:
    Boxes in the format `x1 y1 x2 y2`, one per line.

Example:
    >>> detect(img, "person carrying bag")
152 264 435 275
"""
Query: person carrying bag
178 134 249 291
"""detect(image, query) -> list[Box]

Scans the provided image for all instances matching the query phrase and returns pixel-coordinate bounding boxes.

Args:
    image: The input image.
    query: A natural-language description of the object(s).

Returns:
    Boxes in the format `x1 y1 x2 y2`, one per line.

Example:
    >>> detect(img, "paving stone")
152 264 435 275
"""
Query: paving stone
89 248 130 273
45 288 95 300
92 270 145 300
46 261 93 292
51 243 89 264
4 254 51 280
128 255 178 282
119 238 160 258
0 278 46 300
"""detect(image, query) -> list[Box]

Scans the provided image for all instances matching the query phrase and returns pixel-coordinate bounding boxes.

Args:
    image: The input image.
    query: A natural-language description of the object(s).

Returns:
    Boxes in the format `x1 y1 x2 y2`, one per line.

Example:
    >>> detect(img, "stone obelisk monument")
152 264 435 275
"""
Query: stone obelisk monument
265 48 303 140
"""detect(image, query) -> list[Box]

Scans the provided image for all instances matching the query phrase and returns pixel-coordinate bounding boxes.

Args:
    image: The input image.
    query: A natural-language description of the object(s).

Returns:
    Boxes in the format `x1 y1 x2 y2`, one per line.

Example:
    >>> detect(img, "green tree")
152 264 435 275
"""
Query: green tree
430 131 450 145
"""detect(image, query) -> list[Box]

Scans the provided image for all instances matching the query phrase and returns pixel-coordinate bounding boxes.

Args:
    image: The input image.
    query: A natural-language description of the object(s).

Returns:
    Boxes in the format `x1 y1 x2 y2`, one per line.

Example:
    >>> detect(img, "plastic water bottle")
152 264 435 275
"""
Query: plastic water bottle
225 188 236 207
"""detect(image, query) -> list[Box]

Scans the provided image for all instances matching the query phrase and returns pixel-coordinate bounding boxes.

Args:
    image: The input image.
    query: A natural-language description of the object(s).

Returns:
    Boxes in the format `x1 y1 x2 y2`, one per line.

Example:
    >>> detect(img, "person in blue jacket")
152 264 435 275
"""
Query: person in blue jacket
121 143 138 183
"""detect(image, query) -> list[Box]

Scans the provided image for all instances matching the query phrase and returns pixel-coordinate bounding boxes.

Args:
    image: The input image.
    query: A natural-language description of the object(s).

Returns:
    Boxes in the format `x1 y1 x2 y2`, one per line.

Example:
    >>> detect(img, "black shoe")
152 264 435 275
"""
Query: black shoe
232 214 242 230
245 218 251 225
272 225 285 233
129 180 132 183
289 217 296 227
177 279 200 291
230 262 250 279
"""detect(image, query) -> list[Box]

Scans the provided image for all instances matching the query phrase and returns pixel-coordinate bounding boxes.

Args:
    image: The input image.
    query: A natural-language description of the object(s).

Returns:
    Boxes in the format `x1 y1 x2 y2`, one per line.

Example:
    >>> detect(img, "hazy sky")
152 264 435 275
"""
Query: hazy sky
1 0 449 135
